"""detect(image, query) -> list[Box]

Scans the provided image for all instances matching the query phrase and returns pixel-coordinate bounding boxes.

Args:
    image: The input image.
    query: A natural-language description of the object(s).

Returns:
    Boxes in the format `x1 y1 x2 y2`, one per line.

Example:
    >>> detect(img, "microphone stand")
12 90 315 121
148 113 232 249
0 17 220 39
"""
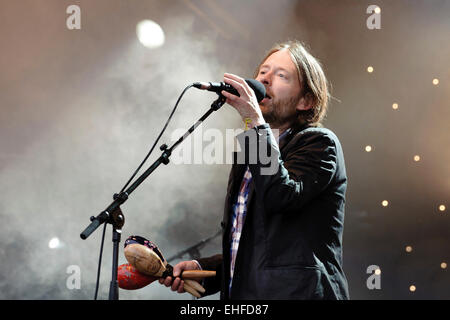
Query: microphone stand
166 229 222 263
80 94 226 300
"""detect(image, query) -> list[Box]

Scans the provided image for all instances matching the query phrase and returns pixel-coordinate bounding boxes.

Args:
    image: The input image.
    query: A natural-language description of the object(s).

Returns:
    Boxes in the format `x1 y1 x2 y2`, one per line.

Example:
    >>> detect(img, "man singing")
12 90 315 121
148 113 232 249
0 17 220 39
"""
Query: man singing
160 40 349 300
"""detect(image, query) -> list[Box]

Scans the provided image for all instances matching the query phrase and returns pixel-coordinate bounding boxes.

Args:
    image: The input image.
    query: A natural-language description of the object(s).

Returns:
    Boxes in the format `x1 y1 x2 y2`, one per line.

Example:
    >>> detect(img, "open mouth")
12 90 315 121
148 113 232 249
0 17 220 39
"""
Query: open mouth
260 94 272 105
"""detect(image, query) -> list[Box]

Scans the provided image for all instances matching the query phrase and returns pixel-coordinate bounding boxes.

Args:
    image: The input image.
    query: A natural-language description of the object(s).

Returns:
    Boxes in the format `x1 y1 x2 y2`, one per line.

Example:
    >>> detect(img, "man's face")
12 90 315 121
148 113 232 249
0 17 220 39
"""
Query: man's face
255 49 303 127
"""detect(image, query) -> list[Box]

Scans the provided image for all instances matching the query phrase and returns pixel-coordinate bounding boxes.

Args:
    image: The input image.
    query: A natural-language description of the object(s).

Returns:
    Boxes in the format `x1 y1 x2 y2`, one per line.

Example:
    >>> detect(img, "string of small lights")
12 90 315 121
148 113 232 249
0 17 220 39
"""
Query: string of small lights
364 9 446 294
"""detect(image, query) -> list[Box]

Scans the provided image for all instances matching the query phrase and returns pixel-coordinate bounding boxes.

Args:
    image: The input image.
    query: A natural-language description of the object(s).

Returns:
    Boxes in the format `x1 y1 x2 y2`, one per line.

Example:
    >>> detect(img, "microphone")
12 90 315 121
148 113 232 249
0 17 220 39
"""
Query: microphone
193 79 266 103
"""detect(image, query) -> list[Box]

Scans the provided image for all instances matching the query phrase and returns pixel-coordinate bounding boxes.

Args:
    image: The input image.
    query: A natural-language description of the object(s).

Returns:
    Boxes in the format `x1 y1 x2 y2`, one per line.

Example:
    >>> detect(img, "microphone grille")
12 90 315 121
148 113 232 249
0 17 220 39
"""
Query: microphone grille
245 79 266 103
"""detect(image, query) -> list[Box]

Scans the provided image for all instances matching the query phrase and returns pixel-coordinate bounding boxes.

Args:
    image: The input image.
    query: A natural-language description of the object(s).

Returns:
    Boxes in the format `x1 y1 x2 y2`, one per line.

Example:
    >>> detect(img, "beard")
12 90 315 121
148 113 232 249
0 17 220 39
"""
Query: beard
260 95 300 128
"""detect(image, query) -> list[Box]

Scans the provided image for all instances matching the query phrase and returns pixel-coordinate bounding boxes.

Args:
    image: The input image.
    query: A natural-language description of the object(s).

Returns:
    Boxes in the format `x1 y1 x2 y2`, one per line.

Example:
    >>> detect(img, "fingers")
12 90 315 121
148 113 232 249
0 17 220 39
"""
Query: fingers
183 282 201 298
171 277 182 292
224 73 246 87
177 280 185 294
172 263 183 278
158 276 173 287
158 260 201 294
184 279 206 294
223 73 252 97
221 90 238 103
158 275 185 292
222 73 262 120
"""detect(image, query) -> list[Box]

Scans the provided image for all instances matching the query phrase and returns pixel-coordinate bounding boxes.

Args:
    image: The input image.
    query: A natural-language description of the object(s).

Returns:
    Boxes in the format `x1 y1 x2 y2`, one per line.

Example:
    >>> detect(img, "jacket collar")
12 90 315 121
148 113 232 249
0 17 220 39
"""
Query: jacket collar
278 122 310 151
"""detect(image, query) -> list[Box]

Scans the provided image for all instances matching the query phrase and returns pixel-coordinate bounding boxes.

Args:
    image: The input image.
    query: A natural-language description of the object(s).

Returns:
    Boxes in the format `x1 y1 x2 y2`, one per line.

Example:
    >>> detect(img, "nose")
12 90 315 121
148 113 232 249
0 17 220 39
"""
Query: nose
257 72 273 96
258 72 271 86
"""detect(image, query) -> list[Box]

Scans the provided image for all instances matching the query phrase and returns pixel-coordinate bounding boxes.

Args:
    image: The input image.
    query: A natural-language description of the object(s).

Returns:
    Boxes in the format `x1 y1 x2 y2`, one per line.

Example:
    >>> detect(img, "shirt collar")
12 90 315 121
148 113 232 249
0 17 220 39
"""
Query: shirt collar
277 127 292 143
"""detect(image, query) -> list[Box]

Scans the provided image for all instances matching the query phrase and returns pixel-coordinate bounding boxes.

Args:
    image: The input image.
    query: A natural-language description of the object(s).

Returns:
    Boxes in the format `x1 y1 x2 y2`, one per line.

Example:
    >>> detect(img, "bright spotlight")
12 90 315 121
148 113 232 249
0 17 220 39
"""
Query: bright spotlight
48 237 61 249
136 20 165 49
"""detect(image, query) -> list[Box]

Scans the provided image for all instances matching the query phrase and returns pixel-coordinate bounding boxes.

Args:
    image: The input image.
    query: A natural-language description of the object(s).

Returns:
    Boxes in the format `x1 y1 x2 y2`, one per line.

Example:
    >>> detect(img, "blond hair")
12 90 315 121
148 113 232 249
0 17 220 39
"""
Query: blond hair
254 40 330 127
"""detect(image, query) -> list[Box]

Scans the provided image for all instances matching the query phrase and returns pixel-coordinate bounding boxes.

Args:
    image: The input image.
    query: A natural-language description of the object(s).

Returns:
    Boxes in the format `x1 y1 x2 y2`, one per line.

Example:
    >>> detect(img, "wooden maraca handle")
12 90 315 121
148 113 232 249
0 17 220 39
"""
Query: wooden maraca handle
184 279 205 294
181 270 216 279
183 280 203 298
162 266 216 280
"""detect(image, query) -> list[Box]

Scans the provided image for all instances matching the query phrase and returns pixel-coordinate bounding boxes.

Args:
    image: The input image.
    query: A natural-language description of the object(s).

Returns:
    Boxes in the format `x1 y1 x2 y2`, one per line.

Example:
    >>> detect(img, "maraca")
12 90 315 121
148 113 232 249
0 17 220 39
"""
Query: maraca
118 263 157 290
122 235 216 298
117 262 206 296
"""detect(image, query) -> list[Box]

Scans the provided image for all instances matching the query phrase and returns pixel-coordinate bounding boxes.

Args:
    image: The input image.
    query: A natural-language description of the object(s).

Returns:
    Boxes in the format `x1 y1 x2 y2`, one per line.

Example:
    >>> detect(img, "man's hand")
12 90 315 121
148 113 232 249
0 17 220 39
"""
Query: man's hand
158 260 201 294
221 73 266 129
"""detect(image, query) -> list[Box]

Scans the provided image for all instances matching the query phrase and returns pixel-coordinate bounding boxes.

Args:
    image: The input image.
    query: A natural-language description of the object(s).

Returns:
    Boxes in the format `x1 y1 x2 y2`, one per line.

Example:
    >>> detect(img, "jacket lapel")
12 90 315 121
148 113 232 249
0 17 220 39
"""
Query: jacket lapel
224 126 302 229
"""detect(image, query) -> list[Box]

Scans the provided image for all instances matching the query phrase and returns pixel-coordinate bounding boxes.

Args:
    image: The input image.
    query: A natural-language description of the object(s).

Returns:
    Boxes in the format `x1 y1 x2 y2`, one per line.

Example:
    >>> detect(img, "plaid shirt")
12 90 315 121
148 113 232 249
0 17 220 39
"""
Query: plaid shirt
229 166 252 294
228 127 290 295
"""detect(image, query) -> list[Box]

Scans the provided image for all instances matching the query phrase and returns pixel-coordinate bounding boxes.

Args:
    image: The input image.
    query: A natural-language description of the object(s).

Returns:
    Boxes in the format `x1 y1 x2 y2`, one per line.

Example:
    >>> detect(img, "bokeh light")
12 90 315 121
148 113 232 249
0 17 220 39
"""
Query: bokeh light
136 20 165 49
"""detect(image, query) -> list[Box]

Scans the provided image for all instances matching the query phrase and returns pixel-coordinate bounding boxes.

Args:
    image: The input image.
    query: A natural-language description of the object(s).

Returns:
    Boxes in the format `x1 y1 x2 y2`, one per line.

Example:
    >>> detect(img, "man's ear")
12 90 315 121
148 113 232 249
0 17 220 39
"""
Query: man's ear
296 92 315 111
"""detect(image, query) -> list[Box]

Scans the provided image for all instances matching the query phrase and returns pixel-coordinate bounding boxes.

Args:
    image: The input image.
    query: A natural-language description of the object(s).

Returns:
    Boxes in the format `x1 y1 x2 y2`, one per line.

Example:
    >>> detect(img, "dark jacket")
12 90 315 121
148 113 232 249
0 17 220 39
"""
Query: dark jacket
198 123 349 300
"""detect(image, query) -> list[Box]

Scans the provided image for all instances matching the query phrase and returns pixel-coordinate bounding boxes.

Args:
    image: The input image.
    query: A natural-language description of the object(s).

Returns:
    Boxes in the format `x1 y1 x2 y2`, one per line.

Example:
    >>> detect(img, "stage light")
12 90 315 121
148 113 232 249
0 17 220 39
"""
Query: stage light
382 200 389 207
432 78 439 85
392 103 399 110
413 155 420 162
367 66 374 73
365 145 372 152
136 19 165 49
409 285 416 292
441 262 447 269
49 237 61 249
405 245 413 253
439 205 446 212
